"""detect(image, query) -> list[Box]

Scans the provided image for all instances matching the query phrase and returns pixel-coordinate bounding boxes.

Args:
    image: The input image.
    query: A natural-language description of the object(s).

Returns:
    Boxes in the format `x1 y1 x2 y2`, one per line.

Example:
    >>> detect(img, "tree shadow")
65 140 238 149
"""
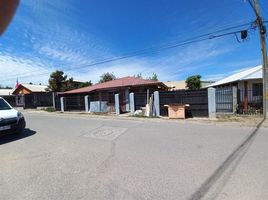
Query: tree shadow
0 128 36 145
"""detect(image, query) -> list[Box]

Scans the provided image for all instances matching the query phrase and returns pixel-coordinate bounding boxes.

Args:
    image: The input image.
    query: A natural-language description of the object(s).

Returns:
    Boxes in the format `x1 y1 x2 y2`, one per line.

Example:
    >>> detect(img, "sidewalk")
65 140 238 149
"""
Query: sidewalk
20 109 268 128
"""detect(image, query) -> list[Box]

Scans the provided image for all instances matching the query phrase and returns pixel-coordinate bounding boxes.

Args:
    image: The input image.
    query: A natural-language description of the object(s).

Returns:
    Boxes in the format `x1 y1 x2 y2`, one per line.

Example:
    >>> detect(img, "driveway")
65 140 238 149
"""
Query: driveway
0 112 267 200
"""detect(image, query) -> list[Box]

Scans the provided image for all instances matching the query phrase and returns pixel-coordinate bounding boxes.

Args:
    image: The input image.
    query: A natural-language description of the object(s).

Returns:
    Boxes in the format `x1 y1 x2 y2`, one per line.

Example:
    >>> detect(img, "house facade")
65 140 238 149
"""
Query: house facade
62 76 168 112
12 83 48 107
208 65 263 113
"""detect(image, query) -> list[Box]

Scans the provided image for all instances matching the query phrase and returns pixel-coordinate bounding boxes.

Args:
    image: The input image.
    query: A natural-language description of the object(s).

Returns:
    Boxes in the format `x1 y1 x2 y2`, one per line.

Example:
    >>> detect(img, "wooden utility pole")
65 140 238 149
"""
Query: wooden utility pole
248 0 268 118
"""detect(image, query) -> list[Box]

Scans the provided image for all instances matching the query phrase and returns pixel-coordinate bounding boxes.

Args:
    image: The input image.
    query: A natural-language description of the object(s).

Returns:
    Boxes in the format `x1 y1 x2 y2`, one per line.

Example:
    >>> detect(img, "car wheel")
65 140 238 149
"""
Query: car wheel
16 119 26 134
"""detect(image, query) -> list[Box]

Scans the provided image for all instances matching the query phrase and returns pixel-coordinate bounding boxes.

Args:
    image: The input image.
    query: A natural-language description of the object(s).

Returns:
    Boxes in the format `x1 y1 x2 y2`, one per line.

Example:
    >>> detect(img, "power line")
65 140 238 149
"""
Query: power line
1 22 254 81
0 22 254 82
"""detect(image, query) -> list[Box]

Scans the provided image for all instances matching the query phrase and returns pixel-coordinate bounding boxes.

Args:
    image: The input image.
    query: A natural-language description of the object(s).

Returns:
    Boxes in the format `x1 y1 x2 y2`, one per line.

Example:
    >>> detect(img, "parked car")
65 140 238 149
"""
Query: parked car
0 97 26 135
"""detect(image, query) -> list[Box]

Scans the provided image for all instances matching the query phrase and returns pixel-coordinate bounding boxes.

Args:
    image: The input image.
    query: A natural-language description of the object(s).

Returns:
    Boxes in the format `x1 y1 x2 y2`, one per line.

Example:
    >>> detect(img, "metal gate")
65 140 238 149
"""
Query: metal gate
216 87 233 113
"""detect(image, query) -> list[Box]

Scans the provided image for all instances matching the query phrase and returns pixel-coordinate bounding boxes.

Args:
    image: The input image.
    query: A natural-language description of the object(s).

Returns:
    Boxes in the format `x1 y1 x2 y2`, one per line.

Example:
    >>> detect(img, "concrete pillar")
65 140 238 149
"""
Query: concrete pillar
52 92 56 109
125 88 130 112
129 92 135 114
153 91 160 117
60 97 64 112
115 93 120 115
208 88 216 118
84 95 89 112
232 86 238 114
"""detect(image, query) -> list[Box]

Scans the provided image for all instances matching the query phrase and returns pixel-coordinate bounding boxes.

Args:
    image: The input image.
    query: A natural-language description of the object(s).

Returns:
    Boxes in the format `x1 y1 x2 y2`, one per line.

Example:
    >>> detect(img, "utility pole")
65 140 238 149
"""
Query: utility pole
248 0 268 119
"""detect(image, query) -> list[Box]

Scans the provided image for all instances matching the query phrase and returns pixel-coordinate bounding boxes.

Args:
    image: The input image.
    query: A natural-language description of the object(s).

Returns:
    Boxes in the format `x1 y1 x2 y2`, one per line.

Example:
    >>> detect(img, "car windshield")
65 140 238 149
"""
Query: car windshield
0 99 11 110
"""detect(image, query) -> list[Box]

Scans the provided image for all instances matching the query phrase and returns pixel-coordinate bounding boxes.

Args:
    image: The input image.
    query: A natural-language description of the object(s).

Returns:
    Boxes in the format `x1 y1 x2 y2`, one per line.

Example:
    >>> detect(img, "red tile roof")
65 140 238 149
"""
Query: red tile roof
63 76 166 94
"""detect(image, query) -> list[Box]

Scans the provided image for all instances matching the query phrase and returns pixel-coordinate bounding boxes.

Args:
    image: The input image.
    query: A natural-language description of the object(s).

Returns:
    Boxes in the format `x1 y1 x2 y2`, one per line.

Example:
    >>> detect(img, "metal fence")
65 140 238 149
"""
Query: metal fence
134 92 148 111
159 89 208 117
215 87 263 114
216 87 233 113
64 96 85 111
24 93 54 108
237 89 263 114
1 95 16 107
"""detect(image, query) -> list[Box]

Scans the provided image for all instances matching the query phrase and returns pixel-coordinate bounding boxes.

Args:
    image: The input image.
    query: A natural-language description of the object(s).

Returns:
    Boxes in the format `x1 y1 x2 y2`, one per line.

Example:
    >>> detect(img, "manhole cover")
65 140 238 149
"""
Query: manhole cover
84 126 128 141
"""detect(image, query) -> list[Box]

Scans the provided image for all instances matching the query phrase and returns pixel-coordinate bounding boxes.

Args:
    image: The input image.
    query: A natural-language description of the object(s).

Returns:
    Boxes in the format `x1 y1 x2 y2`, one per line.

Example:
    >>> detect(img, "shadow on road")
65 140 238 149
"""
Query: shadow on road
0 128 36 145
188 119 265 200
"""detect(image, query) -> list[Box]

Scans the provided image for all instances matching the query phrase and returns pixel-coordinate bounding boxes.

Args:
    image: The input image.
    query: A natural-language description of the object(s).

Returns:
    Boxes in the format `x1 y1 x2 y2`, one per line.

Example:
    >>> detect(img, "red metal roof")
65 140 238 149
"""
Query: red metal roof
63 76 166 94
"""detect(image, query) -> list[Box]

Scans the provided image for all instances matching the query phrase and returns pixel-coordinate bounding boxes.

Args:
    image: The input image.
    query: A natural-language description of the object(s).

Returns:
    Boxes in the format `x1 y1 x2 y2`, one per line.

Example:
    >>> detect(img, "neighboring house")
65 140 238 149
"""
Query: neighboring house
201 81 215 88
208 65 262 113
70 80 89 88
164 80 215 90
164 81 186 90
12 83 48 107
12 83 47 95
62 76 168 112
0 88 13 96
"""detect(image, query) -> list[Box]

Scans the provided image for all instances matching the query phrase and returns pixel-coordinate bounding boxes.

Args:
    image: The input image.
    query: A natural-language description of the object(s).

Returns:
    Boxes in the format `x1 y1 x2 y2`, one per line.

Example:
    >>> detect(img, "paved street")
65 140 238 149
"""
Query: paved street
0 112 267 200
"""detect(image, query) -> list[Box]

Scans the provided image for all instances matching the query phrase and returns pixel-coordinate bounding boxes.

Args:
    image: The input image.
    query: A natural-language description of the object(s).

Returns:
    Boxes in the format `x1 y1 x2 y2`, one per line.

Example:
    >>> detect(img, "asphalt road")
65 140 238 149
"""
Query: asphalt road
0 112 267 200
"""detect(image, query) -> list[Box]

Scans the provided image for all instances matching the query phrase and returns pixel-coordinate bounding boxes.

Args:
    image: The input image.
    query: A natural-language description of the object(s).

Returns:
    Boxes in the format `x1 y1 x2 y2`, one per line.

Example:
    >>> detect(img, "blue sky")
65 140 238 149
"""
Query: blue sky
0 0 268 86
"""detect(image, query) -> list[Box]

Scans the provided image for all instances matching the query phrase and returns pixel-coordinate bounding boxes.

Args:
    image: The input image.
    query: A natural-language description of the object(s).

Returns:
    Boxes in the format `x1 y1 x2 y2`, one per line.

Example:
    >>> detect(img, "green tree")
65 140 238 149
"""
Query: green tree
63 77 75 91
47 70 68 92
150 73 158 81
99 72 116 83
78 81 92 88
186 75 202 90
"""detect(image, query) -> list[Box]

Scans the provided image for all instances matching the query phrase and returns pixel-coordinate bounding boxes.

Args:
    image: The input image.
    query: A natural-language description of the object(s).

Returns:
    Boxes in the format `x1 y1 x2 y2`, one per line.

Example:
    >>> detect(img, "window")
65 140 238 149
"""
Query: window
252 83 263 96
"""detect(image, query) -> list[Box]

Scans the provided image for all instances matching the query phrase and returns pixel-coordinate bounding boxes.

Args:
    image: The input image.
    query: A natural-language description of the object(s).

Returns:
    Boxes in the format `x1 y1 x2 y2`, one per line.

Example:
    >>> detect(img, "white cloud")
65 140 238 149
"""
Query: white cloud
0 1 257 87
0 53 52 87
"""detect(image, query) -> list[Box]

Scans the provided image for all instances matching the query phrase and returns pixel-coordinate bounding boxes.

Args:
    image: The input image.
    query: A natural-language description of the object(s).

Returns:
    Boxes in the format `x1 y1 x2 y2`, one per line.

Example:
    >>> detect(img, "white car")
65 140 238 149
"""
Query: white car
0 97 26 135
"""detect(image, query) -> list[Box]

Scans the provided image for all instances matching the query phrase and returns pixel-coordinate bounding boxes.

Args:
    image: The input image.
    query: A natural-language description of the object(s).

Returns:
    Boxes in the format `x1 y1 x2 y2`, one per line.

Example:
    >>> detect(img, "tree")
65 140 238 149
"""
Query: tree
134 73 142 78
186 75 202 90
99 72 116 83
78 81 92 88
47 70 68 92
150 73 158 81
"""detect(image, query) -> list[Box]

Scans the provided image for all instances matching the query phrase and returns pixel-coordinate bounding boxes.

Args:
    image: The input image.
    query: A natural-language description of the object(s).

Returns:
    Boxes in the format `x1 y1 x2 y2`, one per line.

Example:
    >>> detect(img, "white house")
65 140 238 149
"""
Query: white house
208 65 262 88
208 65 263 113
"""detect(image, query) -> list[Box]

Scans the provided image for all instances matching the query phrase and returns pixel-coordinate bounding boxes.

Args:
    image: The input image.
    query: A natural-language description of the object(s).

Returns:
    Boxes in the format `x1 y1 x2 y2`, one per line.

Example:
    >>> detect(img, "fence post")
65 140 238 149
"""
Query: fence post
115 93 120 115
60 97 64 112
125 88 130 112
153 91 160 117
129 92 135 114
52 92 56 109
232 86 237 114
84 95 89 112
208 88 216 118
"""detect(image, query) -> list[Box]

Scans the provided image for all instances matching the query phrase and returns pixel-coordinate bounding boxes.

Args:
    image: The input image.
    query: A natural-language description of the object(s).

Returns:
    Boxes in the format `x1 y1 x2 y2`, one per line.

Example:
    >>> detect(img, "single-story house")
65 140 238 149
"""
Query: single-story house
12 83 47 95
208 65 263 113
62 76 168 112
12 83 48 106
